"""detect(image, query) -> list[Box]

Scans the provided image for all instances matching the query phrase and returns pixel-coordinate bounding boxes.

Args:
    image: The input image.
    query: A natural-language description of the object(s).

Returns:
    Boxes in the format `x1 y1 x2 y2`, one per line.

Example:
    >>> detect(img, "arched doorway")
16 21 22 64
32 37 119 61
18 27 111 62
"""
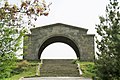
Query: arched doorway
41 42 77 59
38 36 80 59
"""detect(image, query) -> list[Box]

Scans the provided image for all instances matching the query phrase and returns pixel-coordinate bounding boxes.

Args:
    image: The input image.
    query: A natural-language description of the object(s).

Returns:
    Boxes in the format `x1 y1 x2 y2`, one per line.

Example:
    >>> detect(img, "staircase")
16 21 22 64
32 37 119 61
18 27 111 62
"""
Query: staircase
40 59 80 77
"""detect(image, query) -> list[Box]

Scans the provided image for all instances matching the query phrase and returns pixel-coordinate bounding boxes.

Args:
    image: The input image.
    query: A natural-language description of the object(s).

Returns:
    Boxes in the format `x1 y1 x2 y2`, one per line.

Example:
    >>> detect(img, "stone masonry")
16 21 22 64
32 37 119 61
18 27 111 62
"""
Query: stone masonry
23 23 95 61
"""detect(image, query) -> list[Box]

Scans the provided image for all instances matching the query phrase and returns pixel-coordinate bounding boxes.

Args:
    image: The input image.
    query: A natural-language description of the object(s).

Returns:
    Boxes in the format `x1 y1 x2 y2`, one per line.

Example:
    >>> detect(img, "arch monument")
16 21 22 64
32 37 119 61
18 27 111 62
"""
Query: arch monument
23 23 95 61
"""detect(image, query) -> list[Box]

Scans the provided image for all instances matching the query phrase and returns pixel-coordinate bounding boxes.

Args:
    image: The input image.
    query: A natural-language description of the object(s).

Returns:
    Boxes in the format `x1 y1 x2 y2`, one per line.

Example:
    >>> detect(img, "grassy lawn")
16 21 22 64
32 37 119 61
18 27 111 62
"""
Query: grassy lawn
79 62 96 78
5 60 39 80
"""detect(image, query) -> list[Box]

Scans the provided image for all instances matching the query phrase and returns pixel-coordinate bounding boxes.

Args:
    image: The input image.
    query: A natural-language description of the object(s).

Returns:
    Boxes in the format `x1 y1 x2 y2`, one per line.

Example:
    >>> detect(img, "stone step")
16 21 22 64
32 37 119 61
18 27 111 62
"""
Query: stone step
21 77 92 80
40 59 80 77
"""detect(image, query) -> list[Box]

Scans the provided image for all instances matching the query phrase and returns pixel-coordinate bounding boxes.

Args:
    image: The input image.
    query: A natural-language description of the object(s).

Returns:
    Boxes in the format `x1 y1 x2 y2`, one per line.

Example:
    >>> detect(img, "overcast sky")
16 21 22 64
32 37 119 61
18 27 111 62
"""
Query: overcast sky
35 0 110 34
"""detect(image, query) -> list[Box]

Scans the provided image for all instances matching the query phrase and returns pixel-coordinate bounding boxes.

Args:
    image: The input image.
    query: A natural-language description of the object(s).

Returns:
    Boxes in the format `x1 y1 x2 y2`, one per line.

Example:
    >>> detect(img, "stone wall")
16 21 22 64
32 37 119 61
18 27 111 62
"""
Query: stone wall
23 23 94 61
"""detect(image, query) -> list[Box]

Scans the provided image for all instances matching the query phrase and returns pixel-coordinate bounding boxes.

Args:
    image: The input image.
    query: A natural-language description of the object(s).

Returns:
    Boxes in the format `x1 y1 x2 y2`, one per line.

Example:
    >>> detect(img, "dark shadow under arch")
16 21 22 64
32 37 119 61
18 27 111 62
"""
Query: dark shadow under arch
38 36 80 59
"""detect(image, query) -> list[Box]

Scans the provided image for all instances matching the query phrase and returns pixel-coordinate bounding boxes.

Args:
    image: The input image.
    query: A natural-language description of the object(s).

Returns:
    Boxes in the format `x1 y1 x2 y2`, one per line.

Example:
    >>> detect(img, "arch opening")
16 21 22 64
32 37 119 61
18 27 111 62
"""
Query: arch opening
38 36 80 59
41 42 77 59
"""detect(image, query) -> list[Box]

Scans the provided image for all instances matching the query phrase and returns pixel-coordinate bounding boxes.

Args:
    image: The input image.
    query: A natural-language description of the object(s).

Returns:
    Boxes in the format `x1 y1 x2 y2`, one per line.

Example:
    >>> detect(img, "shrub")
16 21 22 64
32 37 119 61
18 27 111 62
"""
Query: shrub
11 60 29 75
17 60 29 68
80 62 96 78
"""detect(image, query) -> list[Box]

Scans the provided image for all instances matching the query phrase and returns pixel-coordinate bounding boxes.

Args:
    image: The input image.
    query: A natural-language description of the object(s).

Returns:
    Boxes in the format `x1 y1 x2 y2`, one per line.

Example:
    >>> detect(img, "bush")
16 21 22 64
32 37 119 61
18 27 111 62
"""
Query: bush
80 62 96 78
17 60 29 68
0 55 17 79
11 60 29 75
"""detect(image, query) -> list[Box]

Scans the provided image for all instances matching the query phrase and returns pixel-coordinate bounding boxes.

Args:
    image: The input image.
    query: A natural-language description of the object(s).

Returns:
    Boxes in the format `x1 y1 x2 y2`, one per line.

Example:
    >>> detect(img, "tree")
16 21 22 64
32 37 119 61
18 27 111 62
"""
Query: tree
95 0 120 80
0 0 51 79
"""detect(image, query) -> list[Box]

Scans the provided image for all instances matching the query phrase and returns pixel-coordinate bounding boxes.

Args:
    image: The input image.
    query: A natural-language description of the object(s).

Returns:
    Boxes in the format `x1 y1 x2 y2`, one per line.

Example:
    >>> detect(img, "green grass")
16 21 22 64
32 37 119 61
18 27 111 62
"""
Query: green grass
79 62 96 78
5 60 39 80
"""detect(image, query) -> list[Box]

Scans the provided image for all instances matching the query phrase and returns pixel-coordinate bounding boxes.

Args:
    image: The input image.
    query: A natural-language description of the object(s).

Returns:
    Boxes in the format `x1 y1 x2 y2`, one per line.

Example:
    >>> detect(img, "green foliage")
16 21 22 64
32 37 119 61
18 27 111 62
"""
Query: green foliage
0 0 51 79
0 23 24 79
96 0 120 80
5 61 37 80
80 62 95 78
17 60 29 68
11 60 29 75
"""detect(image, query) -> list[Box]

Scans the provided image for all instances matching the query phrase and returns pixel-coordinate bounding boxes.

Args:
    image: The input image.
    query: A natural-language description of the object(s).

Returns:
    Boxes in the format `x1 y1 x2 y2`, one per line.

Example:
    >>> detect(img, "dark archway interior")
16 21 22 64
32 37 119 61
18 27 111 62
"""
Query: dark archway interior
38 36 80 59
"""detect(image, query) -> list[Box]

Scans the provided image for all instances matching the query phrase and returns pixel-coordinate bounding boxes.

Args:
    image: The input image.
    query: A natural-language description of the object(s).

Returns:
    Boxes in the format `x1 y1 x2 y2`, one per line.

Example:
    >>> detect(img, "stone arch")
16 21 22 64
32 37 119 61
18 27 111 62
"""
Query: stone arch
23 23 95 61
38 36 80 59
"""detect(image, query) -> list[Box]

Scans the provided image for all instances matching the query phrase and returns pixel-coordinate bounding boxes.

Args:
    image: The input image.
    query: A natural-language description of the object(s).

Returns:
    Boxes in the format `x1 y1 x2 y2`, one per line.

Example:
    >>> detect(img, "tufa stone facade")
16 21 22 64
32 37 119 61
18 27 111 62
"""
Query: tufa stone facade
23 23 95 61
